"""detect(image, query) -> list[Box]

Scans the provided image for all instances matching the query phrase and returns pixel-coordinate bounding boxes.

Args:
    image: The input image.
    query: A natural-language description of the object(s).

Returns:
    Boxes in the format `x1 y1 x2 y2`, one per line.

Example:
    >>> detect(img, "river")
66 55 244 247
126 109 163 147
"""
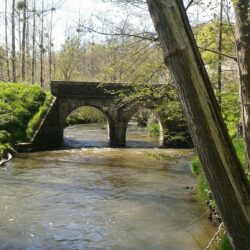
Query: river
0 124 215 249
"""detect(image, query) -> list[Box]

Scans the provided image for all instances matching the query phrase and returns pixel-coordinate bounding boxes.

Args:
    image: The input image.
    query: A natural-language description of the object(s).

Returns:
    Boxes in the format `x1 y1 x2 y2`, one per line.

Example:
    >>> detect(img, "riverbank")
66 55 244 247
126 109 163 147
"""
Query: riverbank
190 137 247 250
0 82 51 160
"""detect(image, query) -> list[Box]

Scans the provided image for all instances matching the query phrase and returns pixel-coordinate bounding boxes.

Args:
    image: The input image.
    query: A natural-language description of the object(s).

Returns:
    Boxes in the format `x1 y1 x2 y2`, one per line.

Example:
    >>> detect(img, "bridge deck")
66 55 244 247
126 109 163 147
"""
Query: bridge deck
51 81 131 98
51 81 164 98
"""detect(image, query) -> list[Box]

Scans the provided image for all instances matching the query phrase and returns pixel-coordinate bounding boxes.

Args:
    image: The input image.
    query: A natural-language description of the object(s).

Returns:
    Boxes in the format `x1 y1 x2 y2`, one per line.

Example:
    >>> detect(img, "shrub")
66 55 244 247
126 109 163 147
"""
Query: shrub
65 106 106 125
0 82 47 143
147 123 160 137
0 130 11 144
0 143 14 158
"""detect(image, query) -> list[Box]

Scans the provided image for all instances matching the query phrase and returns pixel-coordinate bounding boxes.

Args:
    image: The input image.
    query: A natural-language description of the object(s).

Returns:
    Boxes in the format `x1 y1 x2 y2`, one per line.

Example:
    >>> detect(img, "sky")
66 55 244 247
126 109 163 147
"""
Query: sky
0 0 234 51
0 0 140 50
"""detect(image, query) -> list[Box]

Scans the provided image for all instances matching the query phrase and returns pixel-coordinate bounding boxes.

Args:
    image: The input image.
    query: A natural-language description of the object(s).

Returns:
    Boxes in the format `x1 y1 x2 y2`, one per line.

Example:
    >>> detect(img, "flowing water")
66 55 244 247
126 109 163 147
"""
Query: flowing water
0 124 215 250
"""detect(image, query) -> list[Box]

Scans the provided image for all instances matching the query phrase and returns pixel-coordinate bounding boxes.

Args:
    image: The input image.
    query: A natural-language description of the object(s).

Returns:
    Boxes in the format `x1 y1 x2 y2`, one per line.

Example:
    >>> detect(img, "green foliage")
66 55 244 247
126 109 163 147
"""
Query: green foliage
191 157 201 176
0 130 11 144
0 82 47 143
232 137 245 167
55 36 82 80
147 123 160 137
65 106 106 126
0 144 14 158
217 235 233 250
191 137 246 250
221 83 240 136
196 20 235 67
191 157 214 207
26 93 53 139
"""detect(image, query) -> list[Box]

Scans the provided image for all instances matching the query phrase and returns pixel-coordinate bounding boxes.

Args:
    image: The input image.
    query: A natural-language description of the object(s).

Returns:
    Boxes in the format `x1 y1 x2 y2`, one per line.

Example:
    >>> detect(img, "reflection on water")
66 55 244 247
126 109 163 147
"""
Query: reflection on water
0 124 215 249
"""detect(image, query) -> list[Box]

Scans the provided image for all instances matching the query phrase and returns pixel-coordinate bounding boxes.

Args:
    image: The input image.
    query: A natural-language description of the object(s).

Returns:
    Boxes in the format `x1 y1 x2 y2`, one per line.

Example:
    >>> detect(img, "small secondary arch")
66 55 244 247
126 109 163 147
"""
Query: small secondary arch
126 107 167 147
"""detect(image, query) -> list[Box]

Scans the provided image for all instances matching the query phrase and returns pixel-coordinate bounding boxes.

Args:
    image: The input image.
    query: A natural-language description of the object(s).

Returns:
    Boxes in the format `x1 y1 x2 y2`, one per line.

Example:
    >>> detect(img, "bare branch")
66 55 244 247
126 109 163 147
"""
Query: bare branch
79 25 158 42
185 0 195 11
198 46 237 61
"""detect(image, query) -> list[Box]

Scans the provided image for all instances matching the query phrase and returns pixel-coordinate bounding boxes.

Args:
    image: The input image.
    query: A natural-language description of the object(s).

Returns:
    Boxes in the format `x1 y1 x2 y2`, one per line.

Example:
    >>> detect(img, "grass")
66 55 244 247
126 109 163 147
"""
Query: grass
0 82 49 157
191 136 248 250
26 93 53 139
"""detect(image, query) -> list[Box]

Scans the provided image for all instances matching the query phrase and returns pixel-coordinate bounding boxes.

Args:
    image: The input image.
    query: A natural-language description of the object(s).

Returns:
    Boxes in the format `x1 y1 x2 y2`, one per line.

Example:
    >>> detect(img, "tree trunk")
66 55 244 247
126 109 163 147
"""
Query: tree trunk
40 0 44 87
48 3 54 83
21 0 27 82
5 0 10 82
11 0 16 82
233 0 250 173
217 0 223 108
25 4 30 81
146 0 250 249
31 0 36 84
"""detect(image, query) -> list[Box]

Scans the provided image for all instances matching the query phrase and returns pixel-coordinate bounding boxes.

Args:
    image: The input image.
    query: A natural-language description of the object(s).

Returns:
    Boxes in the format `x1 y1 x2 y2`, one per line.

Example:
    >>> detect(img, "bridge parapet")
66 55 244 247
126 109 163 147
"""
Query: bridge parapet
51 81 131 98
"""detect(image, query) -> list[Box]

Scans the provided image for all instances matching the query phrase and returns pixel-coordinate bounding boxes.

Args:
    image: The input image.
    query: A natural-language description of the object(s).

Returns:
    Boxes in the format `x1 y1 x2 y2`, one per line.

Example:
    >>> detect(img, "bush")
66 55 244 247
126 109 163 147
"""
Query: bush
65 106 105 125
147 123 160 137
0 82 48 143
0 143 14 158
0 130 11 144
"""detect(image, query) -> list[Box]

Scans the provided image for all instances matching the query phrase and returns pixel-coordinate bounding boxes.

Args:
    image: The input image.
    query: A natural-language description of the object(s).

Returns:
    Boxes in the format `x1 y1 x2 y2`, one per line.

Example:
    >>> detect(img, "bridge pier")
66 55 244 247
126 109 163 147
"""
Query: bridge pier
107 110 129 147
108 122 127 147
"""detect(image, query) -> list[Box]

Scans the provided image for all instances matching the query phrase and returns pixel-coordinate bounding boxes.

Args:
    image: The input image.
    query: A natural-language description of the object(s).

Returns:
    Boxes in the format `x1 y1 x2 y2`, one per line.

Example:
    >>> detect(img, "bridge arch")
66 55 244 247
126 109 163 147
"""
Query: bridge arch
124 105 167 147
26 81 191 151
63 105 110 146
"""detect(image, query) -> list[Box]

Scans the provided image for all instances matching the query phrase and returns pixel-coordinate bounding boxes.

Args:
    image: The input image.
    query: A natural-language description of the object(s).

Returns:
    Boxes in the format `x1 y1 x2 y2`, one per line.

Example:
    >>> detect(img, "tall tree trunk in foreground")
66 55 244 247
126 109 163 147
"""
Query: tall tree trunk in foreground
233 0 250 173
146 0 250 249
11 0 16 82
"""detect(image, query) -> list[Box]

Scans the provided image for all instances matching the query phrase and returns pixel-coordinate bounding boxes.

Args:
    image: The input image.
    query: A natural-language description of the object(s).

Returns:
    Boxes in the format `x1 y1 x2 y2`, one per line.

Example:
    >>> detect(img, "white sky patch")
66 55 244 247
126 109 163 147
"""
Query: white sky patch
0 0 234 51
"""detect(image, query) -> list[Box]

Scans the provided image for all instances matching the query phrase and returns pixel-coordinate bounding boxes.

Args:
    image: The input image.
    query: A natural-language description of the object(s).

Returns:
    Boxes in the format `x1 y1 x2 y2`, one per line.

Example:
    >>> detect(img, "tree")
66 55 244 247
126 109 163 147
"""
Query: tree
5 0 10 82
31 0 36 84
146 0 250 249
11 0 16 82
56 36 81 81
39 0 45 87
17 0 27 82
217 0 223 107
233 0 250 173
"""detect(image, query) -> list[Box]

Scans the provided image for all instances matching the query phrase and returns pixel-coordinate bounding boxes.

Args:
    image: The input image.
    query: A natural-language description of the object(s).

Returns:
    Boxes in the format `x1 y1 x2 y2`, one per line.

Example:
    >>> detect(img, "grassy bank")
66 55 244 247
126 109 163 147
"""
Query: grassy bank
191 137 246 250
0 82 51 158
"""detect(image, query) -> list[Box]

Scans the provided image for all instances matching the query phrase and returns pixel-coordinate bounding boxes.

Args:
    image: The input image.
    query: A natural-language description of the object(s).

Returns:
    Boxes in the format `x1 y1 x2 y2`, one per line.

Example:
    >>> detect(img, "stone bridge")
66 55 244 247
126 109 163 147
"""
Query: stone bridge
25 81 191 151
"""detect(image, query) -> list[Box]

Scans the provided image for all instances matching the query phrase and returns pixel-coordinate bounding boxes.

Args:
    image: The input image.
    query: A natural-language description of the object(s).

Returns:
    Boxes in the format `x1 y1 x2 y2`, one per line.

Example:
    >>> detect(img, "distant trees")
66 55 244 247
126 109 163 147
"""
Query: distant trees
56 37 81 81
1 0 60 87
